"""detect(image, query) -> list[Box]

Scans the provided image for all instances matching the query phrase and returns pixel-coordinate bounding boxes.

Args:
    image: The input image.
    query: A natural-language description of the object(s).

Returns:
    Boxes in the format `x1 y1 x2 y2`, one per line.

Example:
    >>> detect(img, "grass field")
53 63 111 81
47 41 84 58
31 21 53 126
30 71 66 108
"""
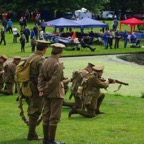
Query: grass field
0 92 144 144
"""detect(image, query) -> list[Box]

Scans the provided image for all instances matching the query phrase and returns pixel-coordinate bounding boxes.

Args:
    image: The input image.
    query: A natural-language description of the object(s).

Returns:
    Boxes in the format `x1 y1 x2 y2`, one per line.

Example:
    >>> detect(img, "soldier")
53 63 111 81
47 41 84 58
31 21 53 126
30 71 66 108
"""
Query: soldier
69 65 109 118
0 55 8 93
38 43 65 144
1 56 21 95
63 63 95 109
26 40 49 141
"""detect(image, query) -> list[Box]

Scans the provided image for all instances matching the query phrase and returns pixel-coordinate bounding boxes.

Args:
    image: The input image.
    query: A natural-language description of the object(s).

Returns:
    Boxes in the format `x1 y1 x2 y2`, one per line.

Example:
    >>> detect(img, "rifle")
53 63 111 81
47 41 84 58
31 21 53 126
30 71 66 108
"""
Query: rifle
100 78 129 86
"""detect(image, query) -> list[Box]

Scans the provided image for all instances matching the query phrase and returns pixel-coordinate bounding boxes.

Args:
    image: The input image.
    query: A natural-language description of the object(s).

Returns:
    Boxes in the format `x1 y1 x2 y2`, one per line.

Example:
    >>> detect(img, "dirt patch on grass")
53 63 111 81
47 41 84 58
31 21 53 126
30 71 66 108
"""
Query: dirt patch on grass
104 101 122 105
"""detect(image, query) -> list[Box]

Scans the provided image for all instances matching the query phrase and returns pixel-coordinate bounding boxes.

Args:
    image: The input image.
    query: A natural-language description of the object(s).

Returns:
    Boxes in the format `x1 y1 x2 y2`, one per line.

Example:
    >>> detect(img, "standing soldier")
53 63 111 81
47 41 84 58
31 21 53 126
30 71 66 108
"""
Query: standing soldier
63 63 95 109
0 55 8 93
69 65 109 118
26 40 49 141
1 56 21 95
38 43 65 144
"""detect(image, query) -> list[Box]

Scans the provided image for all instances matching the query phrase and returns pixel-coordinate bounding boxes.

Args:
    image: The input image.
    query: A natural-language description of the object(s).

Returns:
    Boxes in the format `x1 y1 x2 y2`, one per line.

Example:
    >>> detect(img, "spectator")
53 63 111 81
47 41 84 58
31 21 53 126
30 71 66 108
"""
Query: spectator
19 34 25 52
7 19 13 33
108 29 114 49
130 32 140 47
12 25 18 43
114 29 121 48
103 31 109 49
31 37 36 52
39 28 44 40
123 30 129 48
112 18 118 31
0 28 6 45
24 27 30 43
80 38 96 52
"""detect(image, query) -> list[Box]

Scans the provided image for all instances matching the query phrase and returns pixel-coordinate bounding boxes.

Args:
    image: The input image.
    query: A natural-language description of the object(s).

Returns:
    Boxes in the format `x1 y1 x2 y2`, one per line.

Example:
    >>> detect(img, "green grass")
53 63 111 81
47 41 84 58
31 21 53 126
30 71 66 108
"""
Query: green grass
0 91 144 144
0 20 144 58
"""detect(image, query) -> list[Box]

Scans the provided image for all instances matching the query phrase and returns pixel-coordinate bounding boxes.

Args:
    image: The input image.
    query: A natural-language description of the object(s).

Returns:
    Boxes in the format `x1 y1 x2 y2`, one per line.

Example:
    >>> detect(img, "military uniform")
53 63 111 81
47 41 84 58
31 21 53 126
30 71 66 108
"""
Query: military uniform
69 65 109 118
0 55 8 93
63 63 95 109
1 57 21 95
38 43 65 144
27 40 49 141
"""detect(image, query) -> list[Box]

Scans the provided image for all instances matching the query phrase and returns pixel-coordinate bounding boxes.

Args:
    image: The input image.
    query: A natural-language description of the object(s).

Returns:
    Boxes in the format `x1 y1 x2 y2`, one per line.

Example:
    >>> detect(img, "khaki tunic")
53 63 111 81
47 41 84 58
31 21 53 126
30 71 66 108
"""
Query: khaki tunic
38 55 65 125
3 62 16 83
38 55 65 99
27 51 45 120
0 62 4 91
82 73 109 109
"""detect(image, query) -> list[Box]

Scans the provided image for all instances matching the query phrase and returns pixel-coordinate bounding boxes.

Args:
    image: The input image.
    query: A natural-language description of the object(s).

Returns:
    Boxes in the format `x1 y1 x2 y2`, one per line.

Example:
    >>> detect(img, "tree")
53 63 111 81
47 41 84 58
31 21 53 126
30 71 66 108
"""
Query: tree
0 0 108 15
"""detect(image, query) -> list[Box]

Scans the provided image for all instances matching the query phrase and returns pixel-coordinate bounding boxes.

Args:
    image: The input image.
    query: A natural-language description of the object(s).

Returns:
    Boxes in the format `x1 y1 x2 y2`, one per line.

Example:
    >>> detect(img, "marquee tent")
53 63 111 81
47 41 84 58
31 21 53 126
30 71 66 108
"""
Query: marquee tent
120 17 144 34
42 17 80 28
76 17 107 28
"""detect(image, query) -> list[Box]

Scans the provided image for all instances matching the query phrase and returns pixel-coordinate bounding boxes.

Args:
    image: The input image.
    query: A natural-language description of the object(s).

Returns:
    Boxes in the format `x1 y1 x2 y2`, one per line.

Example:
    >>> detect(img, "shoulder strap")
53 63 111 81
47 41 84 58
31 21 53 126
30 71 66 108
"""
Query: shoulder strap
28 55 41 63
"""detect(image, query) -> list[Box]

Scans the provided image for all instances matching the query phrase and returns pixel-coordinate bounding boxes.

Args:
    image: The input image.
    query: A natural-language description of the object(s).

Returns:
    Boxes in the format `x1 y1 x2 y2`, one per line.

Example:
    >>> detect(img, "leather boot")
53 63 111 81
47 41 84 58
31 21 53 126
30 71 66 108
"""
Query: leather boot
68 106 77 117
49 125 65 144
49 124 57 142
43 124 49 143
27 118 43 141
95 93 105 114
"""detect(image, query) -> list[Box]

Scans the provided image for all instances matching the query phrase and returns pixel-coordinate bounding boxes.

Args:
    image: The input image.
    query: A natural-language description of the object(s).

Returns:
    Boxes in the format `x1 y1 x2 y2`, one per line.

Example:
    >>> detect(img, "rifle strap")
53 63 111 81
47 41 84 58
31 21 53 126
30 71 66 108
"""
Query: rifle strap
105 84 122 93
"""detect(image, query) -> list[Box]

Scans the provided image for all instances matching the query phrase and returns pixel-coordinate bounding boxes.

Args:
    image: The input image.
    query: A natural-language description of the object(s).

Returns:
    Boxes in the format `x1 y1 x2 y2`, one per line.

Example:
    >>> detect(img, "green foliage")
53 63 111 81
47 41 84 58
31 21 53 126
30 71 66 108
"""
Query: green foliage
0 92 144 144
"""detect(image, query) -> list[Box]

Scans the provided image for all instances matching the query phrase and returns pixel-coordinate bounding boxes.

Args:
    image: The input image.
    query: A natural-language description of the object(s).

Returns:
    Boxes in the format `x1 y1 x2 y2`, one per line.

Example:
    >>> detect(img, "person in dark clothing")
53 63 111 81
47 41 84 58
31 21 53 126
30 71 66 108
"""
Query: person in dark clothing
33 24 39 40
24 27 30 43
19 34 26 52
80 38 96 52
0 28 6 45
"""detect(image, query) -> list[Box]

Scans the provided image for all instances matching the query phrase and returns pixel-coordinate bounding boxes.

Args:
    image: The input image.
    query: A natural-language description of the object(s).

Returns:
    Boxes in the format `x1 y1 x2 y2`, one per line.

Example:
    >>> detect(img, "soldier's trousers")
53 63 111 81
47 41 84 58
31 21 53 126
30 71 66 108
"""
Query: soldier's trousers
1 82 14 95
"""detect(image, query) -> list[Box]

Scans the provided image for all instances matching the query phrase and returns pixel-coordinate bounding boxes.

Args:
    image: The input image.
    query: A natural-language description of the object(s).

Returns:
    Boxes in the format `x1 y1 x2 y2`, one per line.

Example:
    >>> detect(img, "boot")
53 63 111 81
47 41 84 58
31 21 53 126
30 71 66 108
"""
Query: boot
68 106 78 117
43 125 49 141
95 93 105 114
49 125 65 144
27 118 43 141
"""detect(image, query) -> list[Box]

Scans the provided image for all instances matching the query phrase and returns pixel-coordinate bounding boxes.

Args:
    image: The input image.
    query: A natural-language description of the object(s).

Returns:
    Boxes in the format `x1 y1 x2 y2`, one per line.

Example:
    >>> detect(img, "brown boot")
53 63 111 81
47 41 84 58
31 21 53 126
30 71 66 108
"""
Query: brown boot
68 106 77 117
95 93 105 114
27 118 43 141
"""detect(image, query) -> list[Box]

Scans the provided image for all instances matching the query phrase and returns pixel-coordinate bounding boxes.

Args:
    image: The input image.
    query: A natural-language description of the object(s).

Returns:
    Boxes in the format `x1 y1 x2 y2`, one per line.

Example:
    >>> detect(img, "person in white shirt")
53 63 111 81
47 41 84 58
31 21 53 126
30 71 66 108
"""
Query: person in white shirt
12 25 18 43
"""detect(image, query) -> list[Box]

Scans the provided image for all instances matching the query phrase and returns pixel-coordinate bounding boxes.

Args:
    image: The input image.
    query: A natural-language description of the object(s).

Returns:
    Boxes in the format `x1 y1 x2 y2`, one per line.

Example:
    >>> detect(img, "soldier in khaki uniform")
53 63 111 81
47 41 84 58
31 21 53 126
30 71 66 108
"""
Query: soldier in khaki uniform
63 63 95 109
1 56 21 95
38 43 65 144
69 65 109 118
27 40 49 141
0 55 8 93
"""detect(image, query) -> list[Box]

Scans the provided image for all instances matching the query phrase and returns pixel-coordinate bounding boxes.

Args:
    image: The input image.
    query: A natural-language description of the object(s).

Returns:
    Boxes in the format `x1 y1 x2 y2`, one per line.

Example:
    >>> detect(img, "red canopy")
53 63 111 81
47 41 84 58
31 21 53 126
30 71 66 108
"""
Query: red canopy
120 18 144 34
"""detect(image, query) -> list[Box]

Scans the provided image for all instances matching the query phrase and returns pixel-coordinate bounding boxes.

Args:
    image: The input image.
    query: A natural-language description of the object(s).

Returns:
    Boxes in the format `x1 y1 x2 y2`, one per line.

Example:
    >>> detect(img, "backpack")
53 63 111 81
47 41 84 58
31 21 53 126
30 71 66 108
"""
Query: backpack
15 55 40 97
70 70 83 93
15 55 39 83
